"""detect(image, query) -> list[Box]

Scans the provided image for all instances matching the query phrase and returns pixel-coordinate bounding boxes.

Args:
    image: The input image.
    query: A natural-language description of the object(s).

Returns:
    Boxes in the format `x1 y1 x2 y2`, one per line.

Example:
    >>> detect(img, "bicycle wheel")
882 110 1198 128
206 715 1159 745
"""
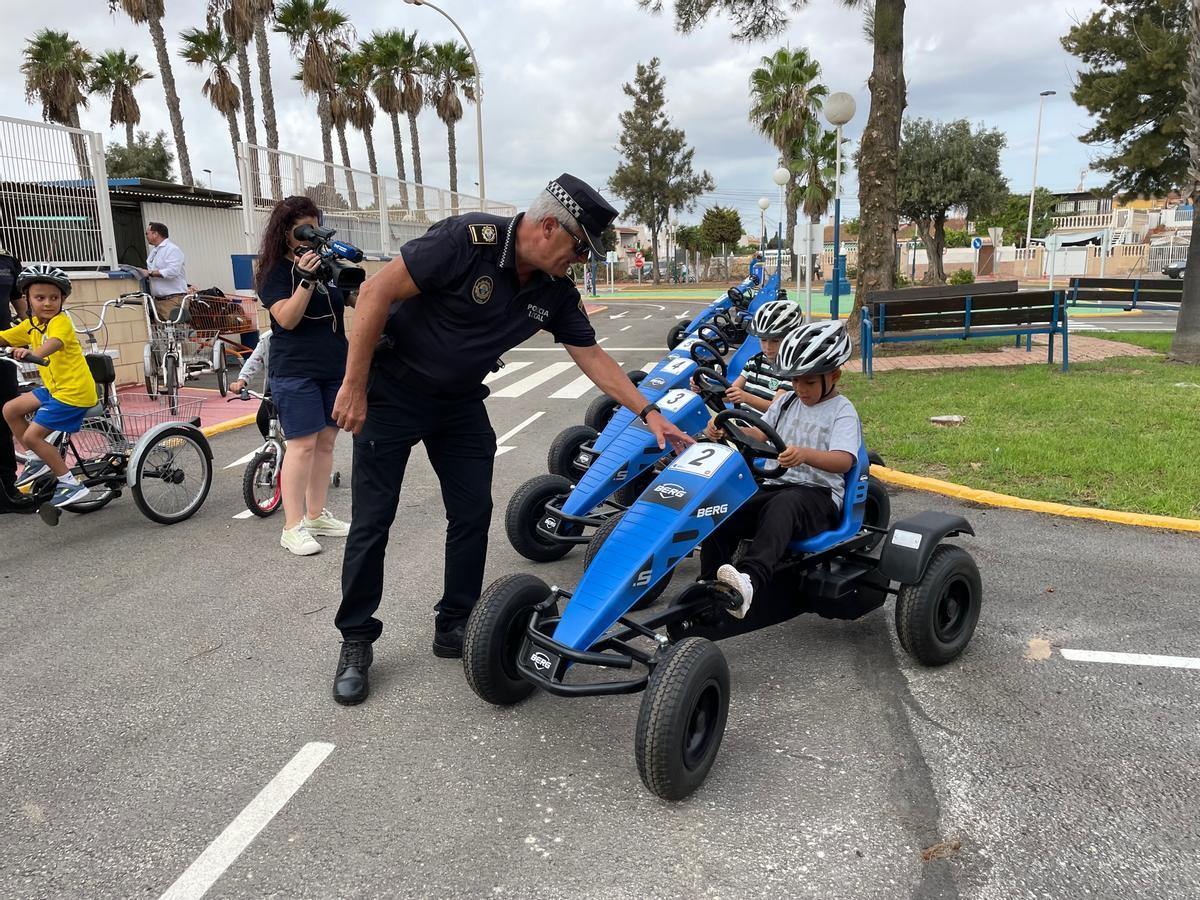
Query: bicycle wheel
62 427 122 513
242 448 281 517
214 340 229 396
143 344 159 396
130 426 212 524
164 354 179 415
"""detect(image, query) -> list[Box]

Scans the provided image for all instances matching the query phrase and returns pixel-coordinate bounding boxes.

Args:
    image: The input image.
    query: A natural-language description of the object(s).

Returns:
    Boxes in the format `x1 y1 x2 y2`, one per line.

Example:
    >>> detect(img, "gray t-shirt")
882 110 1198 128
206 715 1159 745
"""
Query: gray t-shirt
762 391 861 509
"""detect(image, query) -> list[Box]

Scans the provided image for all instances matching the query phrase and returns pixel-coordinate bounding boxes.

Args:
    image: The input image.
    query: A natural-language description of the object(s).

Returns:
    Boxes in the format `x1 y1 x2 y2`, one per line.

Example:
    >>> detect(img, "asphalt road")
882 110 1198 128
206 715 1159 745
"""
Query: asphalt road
2 298 1197 900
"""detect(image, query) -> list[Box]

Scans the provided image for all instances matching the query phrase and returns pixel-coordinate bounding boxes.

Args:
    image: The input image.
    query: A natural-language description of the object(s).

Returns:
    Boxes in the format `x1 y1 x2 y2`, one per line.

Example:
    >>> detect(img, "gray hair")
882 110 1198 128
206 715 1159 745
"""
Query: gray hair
526 189 583 234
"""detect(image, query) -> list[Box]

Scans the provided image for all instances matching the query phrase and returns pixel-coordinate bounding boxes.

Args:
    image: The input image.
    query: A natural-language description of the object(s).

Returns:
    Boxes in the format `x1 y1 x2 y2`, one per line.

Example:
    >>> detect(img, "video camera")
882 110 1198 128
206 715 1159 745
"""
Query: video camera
293 223 366 291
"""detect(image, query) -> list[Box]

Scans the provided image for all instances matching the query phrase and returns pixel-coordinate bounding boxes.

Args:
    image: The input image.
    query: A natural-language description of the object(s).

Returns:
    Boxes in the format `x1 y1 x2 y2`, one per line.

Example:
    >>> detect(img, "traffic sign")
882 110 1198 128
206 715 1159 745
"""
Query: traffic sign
971 236 983 250
634 252 645 269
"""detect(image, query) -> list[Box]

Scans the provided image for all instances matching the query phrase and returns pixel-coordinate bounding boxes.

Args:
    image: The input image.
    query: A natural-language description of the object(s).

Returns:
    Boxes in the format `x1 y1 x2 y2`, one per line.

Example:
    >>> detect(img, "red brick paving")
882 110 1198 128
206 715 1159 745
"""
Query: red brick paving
866 334 1156 372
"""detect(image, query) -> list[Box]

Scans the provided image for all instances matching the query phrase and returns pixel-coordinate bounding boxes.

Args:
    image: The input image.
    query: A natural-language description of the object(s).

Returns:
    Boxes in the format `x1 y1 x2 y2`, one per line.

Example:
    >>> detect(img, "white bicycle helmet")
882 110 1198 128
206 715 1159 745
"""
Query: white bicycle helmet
747 299 805 339
775 320 852 378
17 264 72 297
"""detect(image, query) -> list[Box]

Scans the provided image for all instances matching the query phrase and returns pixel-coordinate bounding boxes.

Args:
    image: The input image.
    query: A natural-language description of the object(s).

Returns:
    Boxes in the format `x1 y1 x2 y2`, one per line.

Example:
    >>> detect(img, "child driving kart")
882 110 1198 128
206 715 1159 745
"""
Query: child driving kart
701 320 859 617
719 298 805 412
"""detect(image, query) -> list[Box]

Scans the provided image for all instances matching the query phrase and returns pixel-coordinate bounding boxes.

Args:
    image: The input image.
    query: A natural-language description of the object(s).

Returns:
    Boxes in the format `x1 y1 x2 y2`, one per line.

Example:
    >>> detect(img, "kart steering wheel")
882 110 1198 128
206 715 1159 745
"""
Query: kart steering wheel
694 324 730 356
691 366 731 413
713 408 789 479
687 339 727 377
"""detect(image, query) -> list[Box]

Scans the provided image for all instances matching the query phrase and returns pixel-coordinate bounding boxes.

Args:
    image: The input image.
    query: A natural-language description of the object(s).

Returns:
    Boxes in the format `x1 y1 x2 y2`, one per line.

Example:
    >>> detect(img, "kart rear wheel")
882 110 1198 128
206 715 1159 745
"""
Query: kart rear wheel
864 477 891 530
583 394 619 433
667 320 690 350
583 511 673 611
463 573 549 706
613 466 655 508
547 424 598 479
635 637 730 801
894 544 981 666
505 473 578 562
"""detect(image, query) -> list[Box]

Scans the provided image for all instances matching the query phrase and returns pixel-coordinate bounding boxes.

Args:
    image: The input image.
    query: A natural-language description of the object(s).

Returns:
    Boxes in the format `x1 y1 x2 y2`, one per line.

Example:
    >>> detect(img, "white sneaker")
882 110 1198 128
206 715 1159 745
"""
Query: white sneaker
717 564 754 619
281 524 322 556
302 508 350 537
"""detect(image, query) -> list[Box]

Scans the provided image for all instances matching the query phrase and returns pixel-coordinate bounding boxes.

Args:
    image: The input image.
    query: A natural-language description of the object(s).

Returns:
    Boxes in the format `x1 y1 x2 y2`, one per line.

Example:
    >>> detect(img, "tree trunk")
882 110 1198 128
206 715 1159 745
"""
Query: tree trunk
336 123 358 210
66 107 90 180
389 112 410 209
918 216 947 284
1168 208 1200 364
408 110 425 217
125 121 135 149
253 15 282 199
317 92 335 189
226 109 243 182
234 44 262 200
447 120 458 215
148 13 193 186
849 0 906 324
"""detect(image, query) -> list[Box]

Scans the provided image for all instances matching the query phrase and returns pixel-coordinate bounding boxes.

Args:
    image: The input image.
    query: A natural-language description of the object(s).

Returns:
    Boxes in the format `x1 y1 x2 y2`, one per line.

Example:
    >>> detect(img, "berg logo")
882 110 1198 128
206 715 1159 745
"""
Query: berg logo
530 651 552 671
653 483 687 500
696 504 728 518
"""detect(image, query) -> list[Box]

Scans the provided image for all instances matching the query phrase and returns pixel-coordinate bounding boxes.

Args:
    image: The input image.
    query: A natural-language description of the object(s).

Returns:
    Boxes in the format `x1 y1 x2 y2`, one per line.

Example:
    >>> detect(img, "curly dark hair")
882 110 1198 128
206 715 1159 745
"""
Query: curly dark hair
255 195 321 293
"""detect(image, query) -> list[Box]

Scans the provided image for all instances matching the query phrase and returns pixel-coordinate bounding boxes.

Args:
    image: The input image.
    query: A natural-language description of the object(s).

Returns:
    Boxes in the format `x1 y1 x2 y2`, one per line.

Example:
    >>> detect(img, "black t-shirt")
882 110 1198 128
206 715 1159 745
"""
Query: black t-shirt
385 212 596 389
0 255 21 329
259 258 347 382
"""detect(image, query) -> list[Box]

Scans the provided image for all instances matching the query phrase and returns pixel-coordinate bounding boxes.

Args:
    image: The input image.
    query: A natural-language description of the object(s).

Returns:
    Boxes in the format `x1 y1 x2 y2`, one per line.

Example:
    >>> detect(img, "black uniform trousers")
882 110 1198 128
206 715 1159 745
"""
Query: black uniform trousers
0 355 18 489
699 483 838 592
336 360 496 643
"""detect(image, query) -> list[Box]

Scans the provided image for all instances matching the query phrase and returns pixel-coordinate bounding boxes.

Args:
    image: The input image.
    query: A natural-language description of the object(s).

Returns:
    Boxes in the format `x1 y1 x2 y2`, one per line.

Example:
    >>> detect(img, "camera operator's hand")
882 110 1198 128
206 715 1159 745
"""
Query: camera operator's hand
333 381 368 434
295 250 322 279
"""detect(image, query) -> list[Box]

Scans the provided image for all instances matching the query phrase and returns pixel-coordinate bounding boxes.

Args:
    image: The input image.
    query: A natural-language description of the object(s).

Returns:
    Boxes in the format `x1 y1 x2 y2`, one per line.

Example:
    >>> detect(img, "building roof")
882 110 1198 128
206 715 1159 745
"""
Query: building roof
40 177 241 207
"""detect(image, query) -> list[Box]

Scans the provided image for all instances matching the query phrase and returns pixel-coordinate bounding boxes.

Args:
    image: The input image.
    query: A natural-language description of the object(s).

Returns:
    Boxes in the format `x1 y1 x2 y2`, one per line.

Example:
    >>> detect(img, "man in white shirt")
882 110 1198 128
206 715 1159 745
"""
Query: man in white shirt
139 222 189 321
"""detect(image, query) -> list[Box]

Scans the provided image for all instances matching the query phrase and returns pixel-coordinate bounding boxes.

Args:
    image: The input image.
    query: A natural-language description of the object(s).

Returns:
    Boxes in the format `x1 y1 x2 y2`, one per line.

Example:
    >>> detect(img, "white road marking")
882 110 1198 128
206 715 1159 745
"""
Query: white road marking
643 361 659 373
597 337 609 344
490 362 576 398
1061 648 1200 670
224 450 258 470
675 310 690 319
620 325 632 332
609 311 628 320
158 742 335 900
506 346 668 352
482 361 533 384
495 411 545 456
551 363 618 400
231 509 255 520
642 314 653 319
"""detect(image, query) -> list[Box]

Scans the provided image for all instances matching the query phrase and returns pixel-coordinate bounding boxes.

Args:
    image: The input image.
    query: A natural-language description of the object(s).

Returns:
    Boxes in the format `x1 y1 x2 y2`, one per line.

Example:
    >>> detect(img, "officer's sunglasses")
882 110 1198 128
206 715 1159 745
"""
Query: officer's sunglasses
560 221 592 259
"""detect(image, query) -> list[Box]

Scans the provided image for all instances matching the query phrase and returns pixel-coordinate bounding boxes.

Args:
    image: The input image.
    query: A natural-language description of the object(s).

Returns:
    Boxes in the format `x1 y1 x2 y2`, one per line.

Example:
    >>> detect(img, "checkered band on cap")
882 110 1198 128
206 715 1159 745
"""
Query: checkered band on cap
546 180 584 221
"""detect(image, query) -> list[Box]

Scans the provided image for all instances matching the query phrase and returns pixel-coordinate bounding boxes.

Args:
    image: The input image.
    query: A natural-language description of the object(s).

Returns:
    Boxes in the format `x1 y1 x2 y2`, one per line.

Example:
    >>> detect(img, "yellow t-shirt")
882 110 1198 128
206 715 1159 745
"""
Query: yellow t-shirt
0 313 97 408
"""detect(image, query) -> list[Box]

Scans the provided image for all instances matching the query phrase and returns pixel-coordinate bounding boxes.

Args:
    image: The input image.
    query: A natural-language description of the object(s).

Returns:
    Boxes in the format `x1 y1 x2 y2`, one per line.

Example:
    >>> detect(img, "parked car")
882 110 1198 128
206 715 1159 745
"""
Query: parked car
1163 260 1187 279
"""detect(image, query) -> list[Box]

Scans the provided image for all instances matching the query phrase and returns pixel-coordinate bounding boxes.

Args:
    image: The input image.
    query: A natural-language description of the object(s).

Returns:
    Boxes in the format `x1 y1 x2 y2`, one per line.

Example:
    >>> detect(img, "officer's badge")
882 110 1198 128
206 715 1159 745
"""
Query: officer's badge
468 223 498 245
472 275 494 304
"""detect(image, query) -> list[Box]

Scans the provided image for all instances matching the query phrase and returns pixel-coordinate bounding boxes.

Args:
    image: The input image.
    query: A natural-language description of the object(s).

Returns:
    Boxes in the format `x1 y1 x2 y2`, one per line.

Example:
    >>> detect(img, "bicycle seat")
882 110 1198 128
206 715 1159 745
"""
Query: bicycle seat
86 353 116 386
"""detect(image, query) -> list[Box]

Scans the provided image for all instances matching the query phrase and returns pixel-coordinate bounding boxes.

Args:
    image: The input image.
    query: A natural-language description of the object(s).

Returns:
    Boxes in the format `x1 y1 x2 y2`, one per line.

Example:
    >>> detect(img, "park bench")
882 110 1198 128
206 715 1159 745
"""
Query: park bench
859 280 1069 378
1068 276 1183 310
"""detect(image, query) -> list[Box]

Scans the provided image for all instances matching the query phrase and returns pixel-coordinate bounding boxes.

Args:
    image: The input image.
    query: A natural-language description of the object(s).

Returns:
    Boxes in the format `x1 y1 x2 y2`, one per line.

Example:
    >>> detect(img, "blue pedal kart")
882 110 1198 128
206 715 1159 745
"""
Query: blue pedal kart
466 408 982 801
665 273 778 350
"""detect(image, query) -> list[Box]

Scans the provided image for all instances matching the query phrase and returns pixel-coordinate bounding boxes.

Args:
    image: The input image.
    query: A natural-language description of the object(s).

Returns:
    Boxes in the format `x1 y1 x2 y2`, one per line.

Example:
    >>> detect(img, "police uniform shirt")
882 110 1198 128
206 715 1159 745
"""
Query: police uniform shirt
388 213 596 389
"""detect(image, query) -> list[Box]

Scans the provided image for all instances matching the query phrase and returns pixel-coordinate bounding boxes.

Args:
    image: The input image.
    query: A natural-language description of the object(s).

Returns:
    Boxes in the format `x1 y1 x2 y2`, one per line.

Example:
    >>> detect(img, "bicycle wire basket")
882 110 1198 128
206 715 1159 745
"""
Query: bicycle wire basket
72 393 206 458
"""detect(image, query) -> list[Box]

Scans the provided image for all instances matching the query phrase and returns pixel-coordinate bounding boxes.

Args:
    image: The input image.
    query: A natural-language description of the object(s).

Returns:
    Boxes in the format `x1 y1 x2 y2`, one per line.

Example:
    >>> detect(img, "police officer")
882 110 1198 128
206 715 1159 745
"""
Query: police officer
330 174 694 705
0 246 34 513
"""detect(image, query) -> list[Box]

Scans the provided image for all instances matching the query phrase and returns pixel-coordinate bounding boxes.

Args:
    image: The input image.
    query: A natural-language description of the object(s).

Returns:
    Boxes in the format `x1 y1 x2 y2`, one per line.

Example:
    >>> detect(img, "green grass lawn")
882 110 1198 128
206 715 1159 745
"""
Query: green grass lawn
871 336 1014 356
842 333 1200 518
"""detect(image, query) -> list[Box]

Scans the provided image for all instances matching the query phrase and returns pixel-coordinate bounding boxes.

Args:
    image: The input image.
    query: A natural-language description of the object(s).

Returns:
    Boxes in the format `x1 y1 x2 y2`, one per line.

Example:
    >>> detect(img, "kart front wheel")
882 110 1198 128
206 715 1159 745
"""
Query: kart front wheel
667 320 690 350
635 637 730 801
463 573 549 705
546 424 598 480
583 369 646 432
505 473 577 562
583 511 673 611
894 544 982 666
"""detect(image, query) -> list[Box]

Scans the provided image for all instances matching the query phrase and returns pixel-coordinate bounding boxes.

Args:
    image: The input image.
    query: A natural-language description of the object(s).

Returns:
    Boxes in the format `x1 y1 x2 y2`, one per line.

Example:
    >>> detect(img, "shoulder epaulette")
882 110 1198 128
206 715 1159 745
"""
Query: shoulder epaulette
468 223 498 245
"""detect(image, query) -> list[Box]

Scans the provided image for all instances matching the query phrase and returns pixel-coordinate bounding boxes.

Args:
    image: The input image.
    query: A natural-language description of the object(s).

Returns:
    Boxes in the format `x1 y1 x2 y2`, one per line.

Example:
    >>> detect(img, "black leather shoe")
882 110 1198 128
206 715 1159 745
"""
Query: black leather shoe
432 623 465 659
0 483 38 514
333 641 373 705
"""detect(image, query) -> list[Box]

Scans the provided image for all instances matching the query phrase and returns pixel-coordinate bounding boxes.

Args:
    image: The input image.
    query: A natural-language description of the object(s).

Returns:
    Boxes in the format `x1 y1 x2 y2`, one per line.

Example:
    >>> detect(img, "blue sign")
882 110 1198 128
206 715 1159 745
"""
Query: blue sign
971 236 983 250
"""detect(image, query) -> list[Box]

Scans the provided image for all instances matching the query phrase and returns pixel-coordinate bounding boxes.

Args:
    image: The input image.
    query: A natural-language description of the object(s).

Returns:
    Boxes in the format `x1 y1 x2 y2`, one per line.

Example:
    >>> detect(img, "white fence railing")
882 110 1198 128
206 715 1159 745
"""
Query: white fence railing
0 115 117 268
236 142 515 258
1050 213 1115 231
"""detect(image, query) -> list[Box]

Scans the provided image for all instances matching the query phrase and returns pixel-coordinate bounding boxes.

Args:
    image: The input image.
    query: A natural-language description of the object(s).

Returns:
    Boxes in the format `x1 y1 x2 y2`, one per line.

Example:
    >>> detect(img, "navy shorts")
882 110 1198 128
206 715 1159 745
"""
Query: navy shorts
270 375 341 439
31 387 90 434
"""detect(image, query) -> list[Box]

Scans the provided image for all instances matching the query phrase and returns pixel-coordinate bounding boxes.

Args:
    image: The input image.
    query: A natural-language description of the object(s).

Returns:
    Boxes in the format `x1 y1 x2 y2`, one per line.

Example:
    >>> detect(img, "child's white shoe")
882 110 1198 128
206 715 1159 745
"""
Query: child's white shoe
717 564 754 618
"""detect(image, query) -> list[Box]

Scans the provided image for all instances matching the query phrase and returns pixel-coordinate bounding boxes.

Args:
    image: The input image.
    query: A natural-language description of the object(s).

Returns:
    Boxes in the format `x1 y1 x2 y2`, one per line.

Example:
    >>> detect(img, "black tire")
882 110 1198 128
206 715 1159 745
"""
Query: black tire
164 355 179 416
584 393 620 433
462 573 550 706
894 544 982 666
547 424 598 479
215 354 229 397
867 450 884 467
627 369 647 386
612 466 655 508
583 512 673 610
505 473 577 562
635 637 730 801
667 321 690 350
242 449 281 517
864 477 891 530
130 426 213 525
63 486 118 514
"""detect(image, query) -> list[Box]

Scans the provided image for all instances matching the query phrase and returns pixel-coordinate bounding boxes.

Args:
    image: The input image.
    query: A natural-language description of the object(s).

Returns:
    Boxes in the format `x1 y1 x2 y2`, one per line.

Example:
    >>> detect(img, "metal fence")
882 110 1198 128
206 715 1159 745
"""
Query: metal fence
236 142 515 257
0 115 117 268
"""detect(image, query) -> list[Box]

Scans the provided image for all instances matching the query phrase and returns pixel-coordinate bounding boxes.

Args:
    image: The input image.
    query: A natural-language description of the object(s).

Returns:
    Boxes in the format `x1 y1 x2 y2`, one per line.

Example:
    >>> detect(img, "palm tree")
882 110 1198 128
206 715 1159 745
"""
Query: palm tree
792 126 839 286
209 3 259 181
179 24 242 173
88 50 153 149
21 29 93 175
274 0 351 188
329 51 379 210
749 47 827 280
426 40 475 215
362 29 412 209
108 0 195 186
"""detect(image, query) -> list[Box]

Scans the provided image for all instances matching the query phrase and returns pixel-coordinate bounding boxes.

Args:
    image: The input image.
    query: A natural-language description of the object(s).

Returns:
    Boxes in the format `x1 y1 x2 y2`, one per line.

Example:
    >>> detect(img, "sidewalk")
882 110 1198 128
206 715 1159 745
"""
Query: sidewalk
867 334 1156 372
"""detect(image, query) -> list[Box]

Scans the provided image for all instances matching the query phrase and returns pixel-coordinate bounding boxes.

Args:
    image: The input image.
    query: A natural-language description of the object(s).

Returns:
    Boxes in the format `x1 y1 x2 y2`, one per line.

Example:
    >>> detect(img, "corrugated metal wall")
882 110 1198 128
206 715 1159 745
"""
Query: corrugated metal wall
140 202 245 291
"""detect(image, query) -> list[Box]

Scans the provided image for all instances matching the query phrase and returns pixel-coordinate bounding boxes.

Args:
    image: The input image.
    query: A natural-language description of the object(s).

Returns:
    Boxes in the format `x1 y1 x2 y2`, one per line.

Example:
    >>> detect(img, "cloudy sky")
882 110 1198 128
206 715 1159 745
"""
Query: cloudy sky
2 0 1104 232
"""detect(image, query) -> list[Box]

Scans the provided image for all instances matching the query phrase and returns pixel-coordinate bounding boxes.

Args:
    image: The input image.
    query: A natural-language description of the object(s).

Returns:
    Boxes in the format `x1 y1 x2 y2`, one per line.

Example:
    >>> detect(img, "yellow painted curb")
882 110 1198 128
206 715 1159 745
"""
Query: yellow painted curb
202 413 257 438
870 464 1200 534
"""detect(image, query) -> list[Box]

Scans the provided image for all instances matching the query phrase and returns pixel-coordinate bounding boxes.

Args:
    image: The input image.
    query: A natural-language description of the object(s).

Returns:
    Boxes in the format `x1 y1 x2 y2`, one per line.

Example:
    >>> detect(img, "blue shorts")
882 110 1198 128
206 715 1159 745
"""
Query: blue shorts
31 387 90 434
270 375 341 439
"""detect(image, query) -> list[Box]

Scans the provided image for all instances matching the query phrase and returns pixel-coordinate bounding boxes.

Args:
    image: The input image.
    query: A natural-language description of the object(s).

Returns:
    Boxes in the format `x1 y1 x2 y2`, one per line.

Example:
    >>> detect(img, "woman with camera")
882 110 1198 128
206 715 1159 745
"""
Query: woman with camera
256 195 352 556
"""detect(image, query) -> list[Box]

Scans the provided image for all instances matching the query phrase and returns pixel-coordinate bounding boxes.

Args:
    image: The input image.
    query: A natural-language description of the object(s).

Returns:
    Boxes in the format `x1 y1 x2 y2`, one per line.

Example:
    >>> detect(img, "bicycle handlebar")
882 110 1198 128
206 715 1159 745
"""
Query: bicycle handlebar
0 348 48 366
227 387 265 402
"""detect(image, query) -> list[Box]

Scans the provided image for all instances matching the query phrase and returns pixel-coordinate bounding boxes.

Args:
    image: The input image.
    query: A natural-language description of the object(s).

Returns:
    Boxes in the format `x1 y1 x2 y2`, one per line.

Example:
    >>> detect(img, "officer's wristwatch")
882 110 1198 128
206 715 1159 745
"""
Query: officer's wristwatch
638 403 661 423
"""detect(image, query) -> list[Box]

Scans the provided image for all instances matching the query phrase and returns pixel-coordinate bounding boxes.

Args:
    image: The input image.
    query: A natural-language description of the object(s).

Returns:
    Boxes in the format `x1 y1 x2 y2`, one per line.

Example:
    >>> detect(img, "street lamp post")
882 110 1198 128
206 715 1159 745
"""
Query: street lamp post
1025 90 1056 274
773 166 790 280
403 0 486 210
758 197 770 250
823 92 856 320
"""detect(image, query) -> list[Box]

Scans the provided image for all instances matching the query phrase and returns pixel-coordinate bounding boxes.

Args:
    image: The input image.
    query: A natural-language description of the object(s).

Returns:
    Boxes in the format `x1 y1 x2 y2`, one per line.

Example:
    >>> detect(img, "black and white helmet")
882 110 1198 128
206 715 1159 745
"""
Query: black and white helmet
17 264 72 297
747 299 805 338
775 320 852 377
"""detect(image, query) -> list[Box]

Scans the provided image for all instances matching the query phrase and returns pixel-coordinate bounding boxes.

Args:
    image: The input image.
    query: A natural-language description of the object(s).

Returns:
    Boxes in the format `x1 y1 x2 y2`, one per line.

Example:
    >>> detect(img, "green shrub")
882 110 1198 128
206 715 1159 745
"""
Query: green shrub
947 268 976 285
894 273 913 287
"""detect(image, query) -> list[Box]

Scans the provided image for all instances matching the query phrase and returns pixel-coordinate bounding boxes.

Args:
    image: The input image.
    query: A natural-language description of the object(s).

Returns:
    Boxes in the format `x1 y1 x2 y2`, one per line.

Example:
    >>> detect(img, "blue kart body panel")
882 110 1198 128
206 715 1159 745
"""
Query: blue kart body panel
681 272 778 340
589 350 706 455
551 442 873 653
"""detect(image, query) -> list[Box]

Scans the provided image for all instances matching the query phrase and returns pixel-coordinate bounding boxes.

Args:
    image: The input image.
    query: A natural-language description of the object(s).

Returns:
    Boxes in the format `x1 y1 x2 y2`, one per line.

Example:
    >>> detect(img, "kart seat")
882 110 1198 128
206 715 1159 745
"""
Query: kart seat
788 443 870 555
